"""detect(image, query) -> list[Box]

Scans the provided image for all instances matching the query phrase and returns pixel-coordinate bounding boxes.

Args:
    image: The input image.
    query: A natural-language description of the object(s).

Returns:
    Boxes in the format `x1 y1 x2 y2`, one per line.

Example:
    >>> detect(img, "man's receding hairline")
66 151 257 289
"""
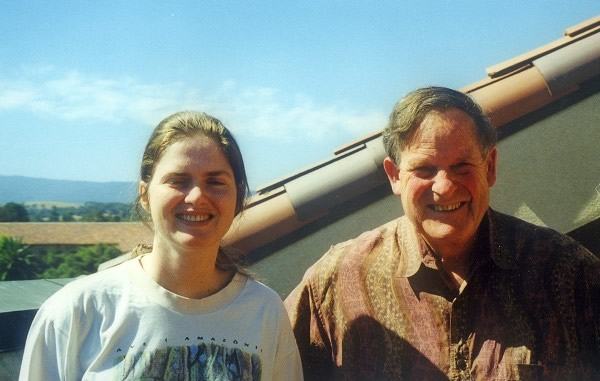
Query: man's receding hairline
395 107 491 165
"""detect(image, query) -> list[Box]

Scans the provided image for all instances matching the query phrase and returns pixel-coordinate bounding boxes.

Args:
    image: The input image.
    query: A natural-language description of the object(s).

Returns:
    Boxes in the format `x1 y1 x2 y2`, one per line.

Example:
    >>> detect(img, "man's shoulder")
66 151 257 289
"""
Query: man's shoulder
491 209 581 247
303 217 404 280
490 209 598 267
331 217 401 252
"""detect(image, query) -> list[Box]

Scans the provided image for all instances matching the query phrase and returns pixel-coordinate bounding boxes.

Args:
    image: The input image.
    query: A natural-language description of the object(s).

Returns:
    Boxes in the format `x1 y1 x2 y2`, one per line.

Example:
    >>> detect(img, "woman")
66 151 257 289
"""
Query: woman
20 112 303 380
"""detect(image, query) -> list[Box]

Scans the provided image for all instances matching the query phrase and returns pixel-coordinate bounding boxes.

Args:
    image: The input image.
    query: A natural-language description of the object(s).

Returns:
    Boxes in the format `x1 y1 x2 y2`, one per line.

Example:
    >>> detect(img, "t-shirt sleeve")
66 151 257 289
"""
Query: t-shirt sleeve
19 302 69 381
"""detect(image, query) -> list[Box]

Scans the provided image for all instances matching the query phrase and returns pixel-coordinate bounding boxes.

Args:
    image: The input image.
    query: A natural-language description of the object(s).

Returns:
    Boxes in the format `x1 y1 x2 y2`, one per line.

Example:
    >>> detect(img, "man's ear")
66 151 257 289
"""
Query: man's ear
138 181 149 212
383 157 403 196
486 147 498 187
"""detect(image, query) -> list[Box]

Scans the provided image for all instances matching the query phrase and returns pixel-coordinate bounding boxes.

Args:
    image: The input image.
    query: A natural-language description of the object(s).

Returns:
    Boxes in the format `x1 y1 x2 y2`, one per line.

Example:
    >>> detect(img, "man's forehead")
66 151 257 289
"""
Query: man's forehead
419 108 476 132
401 147 480 165
410 109 478 139
399 113 485 165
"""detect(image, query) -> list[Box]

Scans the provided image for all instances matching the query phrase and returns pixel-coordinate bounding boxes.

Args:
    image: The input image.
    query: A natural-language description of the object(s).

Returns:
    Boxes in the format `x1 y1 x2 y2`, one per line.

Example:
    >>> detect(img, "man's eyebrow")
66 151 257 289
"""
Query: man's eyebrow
404 157 430 168
458 152 486 163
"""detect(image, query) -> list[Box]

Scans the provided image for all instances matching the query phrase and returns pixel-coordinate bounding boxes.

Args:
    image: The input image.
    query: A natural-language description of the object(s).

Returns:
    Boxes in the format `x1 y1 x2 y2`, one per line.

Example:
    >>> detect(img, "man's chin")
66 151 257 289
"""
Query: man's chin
421 223 468 243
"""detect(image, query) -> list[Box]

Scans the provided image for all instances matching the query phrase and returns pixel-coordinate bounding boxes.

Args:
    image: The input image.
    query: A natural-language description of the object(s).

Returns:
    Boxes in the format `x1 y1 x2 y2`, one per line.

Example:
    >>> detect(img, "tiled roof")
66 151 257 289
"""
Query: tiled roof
464 19 600 127
219 15 600 256
0 222 153 252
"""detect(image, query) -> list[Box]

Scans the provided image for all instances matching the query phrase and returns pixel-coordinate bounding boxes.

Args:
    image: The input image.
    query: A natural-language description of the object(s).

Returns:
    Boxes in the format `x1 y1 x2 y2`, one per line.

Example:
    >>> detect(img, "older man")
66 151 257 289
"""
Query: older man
285 87 600 380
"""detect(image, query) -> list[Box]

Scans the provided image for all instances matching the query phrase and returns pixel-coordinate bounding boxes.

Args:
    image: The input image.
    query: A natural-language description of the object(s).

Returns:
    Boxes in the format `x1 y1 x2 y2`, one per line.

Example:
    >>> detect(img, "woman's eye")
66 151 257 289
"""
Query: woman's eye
207 178 227 186
167 178 188 186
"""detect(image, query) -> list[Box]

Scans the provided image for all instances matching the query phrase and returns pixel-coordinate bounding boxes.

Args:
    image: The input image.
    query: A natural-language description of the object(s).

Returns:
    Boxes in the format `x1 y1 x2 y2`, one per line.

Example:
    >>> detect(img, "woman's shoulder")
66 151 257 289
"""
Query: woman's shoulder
236 276 291 325
39 259 134 314
238 276 285 306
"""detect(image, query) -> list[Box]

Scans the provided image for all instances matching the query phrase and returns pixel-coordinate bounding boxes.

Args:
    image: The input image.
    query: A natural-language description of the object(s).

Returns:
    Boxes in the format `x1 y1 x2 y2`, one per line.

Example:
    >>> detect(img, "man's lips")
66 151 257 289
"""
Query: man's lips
428 202 465 212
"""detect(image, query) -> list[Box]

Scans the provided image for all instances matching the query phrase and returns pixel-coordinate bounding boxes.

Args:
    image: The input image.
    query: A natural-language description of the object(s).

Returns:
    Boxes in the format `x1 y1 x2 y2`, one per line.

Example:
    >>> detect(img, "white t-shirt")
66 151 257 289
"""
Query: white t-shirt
19 257 303 381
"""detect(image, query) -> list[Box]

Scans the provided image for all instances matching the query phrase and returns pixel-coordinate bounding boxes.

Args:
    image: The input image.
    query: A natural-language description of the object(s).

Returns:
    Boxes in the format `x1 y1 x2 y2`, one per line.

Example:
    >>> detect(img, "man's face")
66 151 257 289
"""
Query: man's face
384 108 497 257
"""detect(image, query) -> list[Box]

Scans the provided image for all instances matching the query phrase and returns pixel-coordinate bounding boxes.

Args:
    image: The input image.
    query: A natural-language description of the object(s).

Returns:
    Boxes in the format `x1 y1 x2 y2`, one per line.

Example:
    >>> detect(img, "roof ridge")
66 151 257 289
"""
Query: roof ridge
486 18 600 78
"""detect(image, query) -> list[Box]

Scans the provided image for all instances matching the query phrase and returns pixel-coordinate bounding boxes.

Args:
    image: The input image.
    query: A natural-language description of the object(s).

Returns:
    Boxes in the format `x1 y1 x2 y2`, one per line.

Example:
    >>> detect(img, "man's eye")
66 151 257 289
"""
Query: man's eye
453 163 471 174
413 167 434 178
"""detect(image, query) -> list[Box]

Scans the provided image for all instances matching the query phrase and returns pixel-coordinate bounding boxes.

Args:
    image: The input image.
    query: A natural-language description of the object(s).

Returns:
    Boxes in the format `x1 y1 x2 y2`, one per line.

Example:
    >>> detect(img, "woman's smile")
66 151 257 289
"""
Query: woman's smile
176 212 212 222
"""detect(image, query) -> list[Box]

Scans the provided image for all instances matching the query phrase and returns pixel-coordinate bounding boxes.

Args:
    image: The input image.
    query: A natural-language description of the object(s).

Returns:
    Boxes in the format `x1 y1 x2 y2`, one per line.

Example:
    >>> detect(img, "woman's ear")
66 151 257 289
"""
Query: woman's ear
139 181 149 212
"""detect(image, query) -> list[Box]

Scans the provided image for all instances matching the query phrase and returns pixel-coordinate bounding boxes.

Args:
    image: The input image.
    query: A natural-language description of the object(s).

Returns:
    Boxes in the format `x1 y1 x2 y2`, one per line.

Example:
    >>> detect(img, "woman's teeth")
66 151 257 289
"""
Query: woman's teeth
179 214 210 222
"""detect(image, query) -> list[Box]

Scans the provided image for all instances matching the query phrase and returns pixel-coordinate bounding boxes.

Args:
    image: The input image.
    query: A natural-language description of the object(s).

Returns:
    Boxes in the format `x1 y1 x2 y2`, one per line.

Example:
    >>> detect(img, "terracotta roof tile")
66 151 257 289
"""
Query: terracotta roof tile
220 14 600 255
0 222 153 252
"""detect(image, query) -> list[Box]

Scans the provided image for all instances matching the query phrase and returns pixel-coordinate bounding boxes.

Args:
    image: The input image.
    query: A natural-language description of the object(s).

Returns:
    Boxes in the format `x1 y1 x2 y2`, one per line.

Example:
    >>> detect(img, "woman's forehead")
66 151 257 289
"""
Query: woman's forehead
156 136 232 172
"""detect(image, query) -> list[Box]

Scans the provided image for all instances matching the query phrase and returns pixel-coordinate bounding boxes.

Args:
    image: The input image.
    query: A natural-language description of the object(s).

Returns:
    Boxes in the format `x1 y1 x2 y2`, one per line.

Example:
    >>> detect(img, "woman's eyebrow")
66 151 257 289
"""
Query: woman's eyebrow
157 172 188 182
207 170 234 178
163 172 188 178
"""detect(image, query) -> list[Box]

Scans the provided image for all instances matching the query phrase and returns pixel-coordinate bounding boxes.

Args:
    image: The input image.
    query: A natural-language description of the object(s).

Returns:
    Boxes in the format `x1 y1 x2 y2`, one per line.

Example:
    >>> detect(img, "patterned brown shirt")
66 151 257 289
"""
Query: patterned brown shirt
284 209 600 380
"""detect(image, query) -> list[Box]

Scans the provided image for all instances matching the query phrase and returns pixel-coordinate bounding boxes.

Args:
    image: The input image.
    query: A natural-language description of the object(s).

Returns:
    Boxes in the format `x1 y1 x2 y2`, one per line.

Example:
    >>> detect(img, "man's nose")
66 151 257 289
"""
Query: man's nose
431 171 457 196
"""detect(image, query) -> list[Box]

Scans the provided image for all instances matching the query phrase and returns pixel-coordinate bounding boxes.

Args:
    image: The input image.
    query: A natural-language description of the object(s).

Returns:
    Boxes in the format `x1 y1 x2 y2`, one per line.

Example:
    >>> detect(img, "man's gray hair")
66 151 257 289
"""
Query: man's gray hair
382 87 497 164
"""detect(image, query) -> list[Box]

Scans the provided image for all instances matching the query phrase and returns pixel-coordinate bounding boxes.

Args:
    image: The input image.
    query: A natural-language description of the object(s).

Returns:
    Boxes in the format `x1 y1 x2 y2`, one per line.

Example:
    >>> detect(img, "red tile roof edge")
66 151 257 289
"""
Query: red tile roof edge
219 15 600 255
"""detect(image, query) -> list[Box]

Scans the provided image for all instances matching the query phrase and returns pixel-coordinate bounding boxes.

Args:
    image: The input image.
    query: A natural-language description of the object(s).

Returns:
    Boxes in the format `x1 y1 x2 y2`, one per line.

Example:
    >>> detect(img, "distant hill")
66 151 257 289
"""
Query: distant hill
0 175 137 204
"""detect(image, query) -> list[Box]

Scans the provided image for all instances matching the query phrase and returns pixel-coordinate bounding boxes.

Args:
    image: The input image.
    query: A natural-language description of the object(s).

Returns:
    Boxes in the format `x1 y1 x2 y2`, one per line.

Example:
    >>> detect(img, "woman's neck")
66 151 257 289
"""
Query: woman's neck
140 241 233 299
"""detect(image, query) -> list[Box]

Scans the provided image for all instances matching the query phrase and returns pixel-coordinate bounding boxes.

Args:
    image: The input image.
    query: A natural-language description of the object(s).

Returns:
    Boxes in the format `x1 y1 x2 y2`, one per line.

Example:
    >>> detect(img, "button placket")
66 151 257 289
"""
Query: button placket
450 295 472 380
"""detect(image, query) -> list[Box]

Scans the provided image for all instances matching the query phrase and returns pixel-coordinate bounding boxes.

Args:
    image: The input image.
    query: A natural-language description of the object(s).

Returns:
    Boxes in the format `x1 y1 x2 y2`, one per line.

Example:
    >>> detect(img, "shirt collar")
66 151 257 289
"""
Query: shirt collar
394 208 518 278
393 216 427 278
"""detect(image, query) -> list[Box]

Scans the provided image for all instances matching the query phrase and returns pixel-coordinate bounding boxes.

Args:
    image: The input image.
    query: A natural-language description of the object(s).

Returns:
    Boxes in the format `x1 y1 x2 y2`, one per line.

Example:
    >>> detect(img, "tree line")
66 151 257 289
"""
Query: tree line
0 235 122 280
0 202 137 222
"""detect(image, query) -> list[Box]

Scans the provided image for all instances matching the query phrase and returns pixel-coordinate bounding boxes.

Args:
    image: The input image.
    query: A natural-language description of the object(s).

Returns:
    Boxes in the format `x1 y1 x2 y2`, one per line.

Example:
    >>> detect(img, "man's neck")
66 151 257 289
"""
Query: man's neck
439 254 473 291
430 219 490 291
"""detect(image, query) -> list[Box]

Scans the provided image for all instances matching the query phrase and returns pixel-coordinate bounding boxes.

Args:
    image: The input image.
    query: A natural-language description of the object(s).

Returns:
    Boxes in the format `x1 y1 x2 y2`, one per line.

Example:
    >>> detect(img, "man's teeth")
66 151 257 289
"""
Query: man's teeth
179 214 210 222
432 203 462 212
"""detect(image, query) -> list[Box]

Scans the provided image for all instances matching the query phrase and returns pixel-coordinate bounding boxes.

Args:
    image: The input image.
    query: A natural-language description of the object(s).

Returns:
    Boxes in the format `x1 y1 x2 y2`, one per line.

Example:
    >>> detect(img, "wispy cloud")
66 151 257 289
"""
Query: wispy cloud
0 68 386 141
0 71 192 125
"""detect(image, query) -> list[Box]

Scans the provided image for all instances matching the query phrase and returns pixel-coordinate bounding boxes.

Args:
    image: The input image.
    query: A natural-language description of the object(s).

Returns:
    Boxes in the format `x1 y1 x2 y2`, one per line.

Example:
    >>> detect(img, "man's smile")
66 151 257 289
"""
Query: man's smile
428 202 465 212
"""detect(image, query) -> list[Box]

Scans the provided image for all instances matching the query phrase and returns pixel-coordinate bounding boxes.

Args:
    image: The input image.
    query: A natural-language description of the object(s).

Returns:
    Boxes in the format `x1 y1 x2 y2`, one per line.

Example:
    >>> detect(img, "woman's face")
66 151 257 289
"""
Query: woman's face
139 135 238 254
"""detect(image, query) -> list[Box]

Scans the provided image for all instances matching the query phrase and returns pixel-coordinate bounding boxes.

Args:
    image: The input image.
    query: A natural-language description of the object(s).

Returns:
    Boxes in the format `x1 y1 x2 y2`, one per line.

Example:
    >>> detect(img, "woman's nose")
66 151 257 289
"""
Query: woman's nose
184 185 204 204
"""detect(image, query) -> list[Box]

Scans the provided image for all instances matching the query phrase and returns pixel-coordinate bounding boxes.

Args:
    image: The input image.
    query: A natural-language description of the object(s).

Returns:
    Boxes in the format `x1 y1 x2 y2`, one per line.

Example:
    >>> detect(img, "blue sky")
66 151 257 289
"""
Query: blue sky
1 1 599 191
